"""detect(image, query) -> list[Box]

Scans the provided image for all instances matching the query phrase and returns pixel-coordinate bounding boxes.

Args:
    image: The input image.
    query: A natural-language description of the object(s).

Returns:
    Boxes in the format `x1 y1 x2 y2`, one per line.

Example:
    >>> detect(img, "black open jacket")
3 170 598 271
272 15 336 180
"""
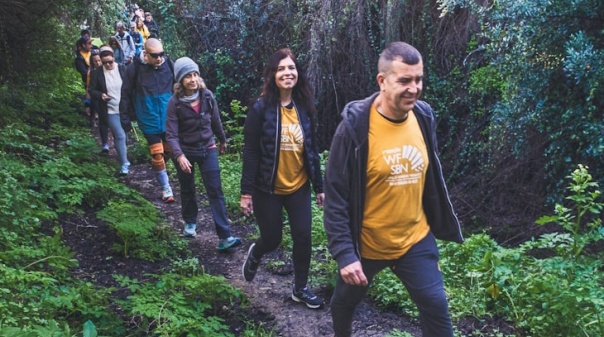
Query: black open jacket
241 97 323 196
323 93 464 270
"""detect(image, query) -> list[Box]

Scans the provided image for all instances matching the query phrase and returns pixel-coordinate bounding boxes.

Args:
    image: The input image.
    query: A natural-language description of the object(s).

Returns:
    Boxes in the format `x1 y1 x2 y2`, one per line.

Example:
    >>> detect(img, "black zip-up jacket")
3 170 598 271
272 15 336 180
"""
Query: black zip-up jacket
88 64 128 128
323 93 463 270
74 52 89 87
165 89 227 160
241 97 323 195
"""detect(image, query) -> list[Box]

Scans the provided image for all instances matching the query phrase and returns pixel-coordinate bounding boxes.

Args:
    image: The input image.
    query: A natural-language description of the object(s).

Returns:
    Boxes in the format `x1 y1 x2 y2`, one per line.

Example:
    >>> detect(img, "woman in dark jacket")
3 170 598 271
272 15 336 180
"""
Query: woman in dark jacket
87 49 110 152
240 48 324 309
165 57 241 251
88 46 130 175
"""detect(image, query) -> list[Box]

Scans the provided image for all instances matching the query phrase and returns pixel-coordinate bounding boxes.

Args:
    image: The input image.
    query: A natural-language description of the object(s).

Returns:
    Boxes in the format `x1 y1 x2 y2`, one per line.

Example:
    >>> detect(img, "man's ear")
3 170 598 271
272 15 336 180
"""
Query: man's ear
376 72 385 90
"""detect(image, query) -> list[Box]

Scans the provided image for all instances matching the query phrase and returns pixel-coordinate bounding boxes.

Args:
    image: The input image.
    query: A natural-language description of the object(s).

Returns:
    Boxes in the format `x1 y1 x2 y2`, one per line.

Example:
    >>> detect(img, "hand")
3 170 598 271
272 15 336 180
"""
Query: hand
340 261 368 286
240 195 253 216
315 193 325 207
218 142 227 155
101 93 111 102
177 155 192 174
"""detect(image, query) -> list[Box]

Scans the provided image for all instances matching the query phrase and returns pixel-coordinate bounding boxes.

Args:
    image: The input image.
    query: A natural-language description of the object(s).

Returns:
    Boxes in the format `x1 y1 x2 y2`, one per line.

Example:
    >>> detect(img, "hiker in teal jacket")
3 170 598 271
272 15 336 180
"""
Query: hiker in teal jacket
121 38 175 202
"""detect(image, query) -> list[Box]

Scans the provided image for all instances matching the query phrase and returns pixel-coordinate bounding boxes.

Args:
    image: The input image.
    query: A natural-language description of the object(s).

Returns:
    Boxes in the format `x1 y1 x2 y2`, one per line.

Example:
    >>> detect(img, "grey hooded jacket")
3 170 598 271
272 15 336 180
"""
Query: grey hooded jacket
323 92 464 270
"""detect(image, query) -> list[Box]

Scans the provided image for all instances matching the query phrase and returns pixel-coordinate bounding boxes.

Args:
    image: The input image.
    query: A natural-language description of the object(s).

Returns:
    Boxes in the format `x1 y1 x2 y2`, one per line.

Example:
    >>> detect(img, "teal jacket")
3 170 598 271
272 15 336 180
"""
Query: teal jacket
121 54 174 135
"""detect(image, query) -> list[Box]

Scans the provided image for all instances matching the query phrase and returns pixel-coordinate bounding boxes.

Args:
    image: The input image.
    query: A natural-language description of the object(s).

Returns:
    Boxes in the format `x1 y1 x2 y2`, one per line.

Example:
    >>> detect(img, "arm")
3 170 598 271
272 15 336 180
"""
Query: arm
125 36 135 60
119 63 136 127
323 122 360 271
88 68 103 100
207 91 227 145
74 56 88 84
165 97 184 159
240 101 263 195
142 26 150 40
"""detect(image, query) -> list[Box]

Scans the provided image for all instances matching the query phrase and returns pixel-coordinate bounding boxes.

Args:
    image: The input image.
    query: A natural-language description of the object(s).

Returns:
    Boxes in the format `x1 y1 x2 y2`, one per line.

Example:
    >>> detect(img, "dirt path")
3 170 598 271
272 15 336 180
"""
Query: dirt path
121 158 422 337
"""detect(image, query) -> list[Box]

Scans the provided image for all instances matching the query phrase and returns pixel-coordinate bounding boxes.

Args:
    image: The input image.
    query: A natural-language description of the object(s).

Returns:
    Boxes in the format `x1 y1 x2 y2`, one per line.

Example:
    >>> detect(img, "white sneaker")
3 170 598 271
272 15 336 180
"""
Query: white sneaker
162 185 174 203
183 223 197 237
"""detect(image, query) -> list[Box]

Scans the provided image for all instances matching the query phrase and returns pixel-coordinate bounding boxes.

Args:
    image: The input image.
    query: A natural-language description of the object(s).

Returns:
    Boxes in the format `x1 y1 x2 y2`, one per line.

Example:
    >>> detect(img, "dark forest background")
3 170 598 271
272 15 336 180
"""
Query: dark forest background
1 1 603 336
2 0 603 240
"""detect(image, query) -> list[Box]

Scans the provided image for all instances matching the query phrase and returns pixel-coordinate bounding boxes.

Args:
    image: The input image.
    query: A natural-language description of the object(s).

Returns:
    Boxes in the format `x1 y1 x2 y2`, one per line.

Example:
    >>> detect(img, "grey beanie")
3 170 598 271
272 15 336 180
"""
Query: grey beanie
174 57 199 84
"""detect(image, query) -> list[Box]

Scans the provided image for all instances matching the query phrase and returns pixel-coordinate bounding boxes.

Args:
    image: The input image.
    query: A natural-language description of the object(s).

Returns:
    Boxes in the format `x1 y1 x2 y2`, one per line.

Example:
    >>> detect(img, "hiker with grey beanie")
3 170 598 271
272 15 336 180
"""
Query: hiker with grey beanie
165 57 242 251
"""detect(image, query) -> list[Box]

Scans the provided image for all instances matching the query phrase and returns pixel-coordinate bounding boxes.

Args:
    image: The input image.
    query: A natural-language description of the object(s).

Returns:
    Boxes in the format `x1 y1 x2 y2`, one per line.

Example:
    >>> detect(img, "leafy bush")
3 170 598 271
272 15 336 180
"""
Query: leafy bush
368 165 603 336
115 271 244 337
97 198 180 260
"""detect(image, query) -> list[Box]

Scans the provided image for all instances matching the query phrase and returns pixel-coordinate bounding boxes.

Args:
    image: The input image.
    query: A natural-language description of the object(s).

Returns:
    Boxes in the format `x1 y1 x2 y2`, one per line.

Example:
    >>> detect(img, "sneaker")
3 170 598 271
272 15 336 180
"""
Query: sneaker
292 286 324 309
217 236 242 251
119 163 130 176
183 223 197 237
242 243 260 281
101 144 110 153
162 185 175 203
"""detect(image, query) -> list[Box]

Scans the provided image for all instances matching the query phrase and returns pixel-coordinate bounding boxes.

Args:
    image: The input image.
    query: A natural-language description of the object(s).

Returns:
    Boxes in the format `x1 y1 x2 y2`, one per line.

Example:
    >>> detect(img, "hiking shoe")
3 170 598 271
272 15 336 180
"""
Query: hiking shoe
242 243 260 281
101 144 110 153
162 185 175 203
183 223 197 237
292 286 324 309
217 236 242 251
119 163 130 176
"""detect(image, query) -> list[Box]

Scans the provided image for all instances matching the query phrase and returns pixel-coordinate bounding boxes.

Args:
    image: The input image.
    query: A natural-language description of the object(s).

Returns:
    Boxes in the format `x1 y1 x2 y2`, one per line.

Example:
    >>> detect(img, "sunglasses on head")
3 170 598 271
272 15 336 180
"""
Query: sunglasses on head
147 51 165 59
102 60 114 65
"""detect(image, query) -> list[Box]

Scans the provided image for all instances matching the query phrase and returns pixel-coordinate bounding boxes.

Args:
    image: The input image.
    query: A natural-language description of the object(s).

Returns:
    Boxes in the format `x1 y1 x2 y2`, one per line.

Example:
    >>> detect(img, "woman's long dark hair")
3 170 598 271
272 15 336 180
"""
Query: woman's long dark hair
260 48 317 120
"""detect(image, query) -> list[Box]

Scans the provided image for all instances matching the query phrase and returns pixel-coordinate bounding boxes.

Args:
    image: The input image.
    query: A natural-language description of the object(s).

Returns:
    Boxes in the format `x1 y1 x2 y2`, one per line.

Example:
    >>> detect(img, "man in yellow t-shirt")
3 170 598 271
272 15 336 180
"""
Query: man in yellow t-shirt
324 42 464 337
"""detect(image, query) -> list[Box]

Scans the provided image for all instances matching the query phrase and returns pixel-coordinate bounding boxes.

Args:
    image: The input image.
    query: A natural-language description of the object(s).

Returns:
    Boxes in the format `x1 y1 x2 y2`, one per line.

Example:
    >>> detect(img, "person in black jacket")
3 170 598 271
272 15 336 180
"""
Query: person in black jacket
89 46 130 175
165 57 241 251
240 48 325 309
323 42 464 337
74 36 93 87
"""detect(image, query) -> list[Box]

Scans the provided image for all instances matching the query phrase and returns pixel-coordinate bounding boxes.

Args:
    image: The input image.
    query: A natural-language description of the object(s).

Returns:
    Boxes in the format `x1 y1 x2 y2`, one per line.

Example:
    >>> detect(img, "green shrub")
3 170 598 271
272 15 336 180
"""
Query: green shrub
97 198 179 260
115 271 244 337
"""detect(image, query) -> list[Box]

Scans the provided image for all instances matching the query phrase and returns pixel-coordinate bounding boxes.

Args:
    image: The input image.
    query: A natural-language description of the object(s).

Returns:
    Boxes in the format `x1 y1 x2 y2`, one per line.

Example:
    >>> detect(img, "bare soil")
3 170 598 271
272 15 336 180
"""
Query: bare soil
61 135 517 336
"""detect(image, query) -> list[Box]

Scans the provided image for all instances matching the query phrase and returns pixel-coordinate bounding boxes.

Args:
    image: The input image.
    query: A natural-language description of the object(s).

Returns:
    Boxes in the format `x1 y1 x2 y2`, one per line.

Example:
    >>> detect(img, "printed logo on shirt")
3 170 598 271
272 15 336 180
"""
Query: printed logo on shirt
382 145 425 186
280 123 304 151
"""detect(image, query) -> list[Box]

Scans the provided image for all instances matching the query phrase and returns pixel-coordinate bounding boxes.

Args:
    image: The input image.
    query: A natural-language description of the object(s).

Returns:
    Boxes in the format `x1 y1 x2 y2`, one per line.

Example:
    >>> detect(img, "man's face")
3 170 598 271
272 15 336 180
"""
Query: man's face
145 13 153 21
82 40 92 52
377 59 423 118
130 24 136 32
117 25 125 35
144 44 165 67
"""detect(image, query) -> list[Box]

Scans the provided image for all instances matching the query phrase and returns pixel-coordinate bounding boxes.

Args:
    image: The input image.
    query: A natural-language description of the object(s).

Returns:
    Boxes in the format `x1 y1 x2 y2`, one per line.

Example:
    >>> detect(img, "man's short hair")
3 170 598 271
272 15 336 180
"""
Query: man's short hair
116 21 125 29
378 42 422 73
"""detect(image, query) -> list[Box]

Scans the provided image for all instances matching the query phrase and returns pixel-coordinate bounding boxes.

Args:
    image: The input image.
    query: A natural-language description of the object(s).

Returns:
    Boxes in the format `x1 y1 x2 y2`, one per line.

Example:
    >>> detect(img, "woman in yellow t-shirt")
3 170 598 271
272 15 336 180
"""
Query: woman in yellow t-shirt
240 48 325 310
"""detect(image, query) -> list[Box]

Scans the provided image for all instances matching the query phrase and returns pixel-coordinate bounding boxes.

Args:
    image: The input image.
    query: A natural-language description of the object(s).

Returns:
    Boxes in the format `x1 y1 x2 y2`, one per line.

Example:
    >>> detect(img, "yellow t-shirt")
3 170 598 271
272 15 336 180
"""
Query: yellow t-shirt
360 104 430 260
274 105 308 195
80 51 91 67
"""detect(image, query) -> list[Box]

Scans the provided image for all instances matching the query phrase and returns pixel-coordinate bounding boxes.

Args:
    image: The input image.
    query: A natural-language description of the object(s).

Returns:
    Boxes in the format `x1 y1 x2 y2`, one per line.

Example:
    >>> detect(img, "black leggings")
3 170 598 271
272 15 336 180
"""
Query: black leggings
251 182 312 290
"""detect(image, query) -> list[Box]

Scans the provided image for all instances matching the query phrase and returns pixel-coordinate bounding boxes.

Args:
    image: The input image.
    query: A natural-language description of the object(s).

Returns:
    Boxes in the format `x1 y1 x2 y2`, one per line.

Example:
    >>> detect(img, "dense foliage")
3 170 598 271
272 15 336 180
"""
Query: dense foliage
0 0 602 336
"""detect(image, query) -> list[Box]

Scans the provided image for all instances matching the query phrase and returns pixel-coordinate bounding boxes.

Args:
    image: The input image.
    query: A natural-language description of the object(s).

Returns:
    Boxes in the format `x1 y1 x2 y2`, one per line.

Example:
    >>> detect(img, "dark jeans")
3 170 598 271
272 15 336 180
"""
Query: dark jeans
99 122 109 145
251 182 312 290
331 232 453 337
175 148 231 239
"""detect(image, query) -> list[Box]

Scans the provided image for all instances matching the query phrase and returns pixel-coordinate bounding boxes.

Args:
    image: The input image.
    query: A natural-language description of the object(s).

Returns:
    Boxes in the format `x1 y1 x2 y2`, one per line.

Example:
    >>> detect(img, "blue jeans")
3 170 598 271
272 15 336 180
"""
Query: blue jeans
107 114 129 166
330 232 453 337
251 182 312 290
175 148 231 239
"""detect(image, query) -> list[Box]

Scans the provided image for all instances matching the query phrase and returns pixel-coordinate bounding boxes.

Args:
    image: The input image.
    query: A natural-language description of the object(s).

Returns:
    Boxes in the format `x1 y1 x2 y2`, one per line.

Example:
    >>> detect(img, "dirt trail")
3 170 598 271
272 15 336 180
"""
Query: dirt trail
123 159 422 337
